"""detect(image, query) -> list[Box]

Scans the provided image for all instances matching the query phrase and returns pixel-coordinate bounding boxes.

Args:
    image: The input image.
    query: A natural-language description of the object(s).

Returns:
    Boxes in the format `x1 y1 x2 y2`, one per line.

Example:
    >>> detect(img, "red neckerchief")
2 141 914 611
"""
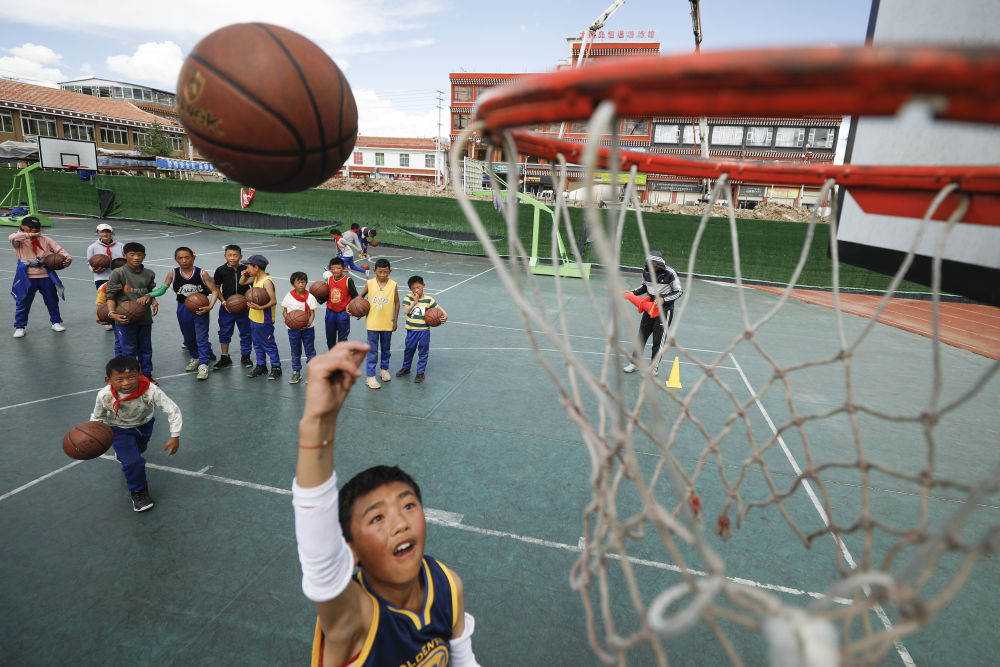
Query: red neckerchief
289 289 311 311
110 376 151 416
101 241 113 257
31 236 43 255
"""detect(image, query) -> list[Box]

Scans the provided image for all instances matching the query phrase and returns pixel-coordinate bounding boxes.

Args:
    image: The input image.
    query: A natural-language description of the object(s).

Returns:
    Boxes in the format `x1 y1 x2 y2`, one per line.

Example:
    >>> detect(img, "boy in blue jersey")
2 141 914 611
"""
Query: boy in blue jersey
293 342 480 667
396 275 447 383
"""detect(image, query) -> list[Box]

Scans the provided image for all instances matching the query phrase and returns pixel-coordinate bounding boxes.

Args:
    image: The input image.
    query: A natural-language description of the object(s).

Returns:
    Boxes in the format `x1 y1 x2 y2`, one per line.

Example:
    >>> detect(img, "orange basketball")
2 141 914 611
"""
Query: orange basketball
89 254 111 270
62 421 113 460
43 253 68 270
360 263 370 271
177 23 358 193
246 287 268 306
184 292 210 313
225 294 248 313
346 296 370 319
423 306 444 327
115 300 146 323
96 303 111 324
284 309 311 330
111 258 127 269
309 280 329 303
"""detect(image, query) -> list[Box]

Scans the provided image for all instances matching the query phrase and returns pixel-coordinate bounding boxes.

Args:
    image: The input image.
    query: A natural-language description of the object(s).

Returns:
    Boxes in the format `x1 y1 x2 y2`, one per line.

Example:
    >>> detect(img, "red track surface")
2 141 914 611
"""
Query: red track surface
751 287 1000 359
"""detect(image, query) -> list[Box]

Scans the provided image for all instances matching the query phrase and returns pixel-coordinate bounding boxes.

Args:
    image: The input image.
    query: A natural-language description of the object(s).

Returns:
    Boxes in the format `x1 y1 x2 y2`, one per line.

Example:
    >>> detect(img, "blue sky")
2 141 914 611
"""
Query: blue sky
0 0 874 137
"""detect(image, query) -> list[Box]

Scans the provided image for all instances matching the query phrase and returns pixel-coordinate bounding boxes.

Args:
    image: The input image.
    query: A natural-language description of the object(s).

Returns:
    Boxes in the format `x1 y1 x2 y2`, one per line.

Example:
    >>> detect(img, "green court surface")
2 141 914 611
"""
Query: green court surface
1 217 997 665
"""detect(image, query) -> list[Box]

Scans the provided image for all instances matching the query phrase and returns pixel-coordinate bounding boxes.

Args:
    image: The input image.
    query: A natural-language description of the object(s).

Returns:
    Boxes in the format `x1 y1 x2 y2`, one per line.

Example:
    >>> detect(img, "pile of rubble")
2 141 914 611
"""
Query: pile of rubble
644 200 829 222
317 176 453 198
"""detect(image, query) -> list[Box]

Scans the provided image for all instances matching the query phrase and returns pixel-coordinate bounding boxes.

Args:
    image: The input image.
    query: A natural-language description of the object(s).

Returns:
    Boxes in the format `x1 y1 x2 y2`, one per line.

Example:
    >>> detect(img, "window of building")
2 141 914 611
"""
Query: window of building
808 127 835 149
681 125 705 145
453 113 470 130
622 119 649 136
453 85 473 102
63 120 95 141
475 85 492 99
774 127 805 148
711 125 744 145
425 154 435 168
745 126 773 147
132 130 148 146
169 136 184 153
21 112 57 138
353 151 363 165
569 121 588 134
399 153 409 167
100 124 129 145
0 110 14 133
375 152 385 166
652 123 679 144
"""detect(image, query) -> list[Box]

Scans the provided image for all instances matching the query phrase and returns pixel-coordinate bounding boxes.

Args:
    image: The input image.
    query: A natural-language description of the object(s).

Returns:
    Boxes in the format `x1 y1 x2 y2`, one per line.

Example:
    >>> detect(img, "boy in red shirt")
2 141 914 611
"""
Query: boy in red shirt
321 257 358 349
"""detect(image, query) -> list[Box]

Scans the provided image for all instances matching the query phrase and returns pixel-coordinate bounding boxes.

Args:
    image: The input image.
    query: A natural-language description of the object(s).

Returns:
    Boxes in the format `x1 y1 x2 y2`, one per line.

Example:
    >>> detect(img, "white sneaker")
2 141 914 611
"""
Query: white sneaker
196 364 209 380
51 323 66 332
623 363 638 373
366 376 381 389
103 324 113 331
379 368 392 382
13 328 25 338
185 358 200 372
652 365 660 376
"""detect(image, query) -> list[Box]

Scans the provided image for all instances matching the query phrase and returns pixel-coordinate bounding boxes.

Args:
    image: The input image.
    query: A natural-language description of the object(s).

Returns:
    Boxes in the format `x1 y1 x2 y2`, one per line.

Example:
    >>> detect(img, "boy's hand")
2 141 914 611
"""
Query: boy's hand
150 300 158 316
164 437 179 455
440 312 448 323
301 342 369 434
62 255 72 267
136 295 151 305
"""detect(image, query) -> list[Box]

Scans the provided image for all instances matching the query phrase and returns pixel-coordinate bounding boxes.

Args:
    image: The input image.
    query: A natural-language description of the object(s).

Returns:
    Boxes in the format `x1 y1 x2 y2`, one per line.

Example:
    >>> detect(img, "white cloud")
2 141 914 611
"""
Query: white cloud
105 41 184 89
354 88 441 138
0 43 66 86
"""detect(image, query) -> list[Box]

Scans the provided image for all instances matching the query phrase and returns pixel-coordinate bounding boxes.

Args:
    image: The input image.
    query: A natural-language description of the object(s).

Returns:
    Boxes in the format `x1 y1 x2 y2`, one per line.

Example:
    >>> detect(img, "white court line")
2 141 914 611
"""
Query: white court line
0 455 846 606
434 266 496 295
729 352 916 666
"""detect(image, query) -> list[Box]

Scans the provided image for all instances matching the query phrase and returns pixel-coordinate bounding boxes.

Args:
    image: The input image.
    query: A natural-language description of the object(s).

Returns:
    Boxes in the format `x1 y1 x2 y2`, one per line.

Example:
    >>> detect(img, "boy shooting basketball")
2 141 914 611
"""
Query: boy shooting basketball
623 251 683 375
293 341 480 666
396 275 447 383
358 258 399 389
91 355 182 512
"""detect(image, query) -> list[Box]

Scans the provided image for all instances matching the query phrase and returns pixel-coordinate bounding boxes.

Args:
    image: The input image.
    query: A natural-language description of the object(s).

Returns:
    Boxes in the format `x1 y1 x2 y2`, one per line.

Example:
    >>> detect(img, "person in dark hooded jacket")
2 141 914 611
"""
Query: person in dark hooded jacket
623 251 682 375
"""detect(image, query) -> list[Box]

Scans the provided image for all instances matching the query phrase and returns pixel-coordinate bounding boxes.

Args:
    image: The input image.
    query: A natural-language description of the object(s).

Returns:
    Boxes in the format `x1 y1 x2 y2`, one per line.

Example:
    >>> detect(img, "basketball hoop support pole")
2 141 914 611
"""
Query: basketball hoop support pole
0 163 54 228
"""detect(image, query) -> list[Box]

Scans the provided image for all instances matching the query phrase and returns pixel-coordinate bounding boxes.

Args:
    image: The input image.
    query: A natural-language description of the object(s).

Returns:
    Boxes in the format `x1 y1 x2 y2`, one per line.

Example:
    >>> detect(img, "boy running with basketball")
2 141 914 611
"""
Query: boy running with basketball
213 244 254 370
338 223 369 278
622 251 683 376
8 215 71 338
358 258 399 389
397 275 447 384
321 257 358 348
281 272 320 384
91 355 182 512
240 254 282 380
150 247 219 380
106 242 159 381
293 341 480 666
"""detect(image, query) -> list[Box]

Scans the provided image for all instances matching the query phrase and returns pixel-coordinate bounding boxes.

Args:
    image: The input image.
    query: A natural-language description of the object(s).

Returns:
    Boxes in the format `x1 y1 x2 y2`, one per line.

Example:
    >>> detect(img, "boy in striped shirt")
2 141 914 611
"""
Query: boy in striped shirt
396 275 447 384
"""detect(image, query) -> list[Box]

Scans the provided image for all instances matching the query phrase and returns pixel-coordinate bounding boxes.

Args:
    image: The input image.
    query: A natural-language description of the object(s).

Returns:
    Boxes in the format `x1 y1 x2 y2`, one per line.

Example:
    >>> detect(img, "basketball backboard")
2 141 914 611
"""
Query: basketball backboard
37 136 98 171
837 0 1000 306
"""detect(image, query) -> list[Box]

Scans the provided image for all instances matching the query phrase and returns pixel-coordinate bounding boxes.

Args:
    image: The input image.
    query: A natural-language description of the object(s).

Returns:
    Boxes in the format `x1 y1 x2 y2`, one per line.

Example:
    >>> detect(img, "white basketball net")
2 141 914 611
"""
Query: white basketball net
450 101 1000 666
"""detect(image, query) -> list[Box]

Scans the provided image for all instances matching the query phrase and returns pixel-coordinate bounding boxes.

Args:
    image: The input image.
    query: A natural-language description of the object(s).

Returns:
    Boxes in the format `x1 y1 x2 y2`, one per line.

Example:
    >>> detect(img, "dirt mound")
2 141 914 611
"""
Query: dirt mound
645 200 828 222
318 176 452 198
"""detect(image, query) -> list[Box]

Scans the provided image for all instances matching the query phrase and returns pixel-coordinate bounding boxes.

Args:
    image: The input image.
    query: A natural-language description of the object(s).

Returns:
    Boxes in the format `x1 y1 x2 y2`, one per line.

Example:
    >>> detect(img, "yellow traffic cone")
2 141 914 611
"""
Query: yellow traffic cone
665 356 682 389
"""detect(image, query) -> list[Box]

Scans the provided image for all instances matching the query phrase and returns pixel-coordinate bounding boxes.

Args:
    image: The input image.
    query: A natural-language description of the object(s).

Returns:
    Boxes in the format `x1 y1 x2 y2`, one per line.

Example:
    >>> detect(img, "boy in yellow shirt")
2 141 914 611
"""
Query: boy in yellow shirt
358 258 399 389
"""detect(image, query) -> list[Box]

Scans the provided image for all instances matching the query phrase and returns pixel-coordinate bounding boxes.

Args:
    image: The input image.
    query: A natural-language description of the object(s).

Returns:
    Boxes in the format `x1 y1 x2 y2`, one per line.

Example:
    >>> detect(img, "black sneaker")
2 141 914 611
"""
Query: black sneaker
209 349 217 361
130 487 154 512
415 372 425 383
214 355 233 370
267 367 282 381
396 368 411 377
247 364 267 378
241 354 253 368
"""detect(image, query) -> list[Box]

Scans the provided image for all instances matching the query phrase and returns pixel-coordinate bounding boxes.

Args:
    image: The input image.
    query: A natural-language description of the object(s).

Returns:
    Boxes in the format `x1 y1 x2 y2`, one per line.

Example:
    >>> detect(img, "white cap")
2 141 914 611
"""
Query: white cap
96 223 113 232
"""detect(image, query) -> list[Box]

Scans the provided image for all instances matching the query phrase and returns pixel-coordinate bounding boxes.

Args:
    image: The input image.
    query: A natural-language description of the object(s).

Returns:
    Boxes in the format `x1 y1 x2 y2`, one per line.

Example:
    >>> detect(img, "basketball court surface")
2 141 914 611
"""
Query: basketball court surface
1 216 997 665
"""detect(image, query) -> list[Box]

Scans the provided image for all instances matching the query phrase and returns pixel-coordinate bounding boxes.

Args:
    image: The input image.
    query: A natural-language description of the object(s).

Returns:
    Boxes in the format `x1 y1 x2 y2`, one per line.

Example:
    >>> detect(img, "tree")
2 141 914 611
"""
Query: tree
136 121 177 157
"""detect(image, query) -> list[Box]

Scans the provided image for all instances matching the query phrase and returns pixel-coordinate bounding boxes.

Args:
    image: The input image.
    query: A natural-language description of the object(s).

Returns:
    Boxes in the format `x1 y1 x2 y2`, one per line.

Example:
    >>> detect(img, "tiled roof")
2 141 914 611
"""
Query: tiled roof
355 137 436 149
0 78 183 131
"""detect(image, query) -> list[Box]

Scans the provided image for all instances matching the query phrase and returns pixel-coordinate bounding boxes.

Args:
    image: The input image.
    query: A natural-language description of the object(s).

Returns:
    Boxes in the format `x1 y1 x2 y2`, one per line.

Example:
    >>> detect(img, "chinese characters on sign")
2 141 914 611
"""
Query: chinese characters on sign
592 29 655 40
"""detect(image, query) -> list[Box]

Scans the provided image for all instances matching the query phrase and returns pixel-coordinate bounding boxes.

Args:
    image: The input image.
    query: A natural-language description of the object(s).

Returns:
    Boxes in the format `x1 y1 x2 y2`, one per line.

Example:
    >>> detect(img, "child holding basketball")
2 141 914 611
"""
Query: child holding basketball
95 282 123 357
150 247 219 381
90 355 182 512
213 244 254 370
106 242 159 381
358 258 399 389
8 215 71 338
321 257 358 349
293 341 480 666
281 272 320 384
397 275 447 383
86 222 123 291
239 254 282 380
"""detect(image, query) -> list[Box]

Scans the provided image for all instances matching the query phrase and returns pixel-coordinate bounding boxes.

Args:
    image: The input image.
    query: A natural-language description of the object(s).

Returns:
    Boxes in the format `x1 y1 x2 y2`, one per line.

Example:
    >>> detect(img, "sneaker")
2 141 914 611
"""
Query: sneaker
380 368 392 382
366 376 381 389
12 328 25 338
185 358 200 372
623 363 638 373
247 364 268 378
197 364 209 380
396 368 411 378
241 354 254 368
103 323 113 331
267 367 282 381
289 370 301 384
51 323 66 332
213 355 233 370
181 343 187 350
209 350 217 361
415 372 425 383
130 487 154 512
652 365 660 376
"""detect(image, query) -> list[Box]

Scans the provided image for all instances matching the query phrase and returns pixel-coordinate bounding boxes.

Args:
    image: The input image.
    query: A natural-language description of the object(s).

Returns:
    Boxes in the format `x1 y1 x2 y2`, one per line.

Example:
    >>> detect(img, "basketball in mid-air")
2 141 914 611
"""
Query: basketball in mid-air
177 23 358 193
63 421 113 460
